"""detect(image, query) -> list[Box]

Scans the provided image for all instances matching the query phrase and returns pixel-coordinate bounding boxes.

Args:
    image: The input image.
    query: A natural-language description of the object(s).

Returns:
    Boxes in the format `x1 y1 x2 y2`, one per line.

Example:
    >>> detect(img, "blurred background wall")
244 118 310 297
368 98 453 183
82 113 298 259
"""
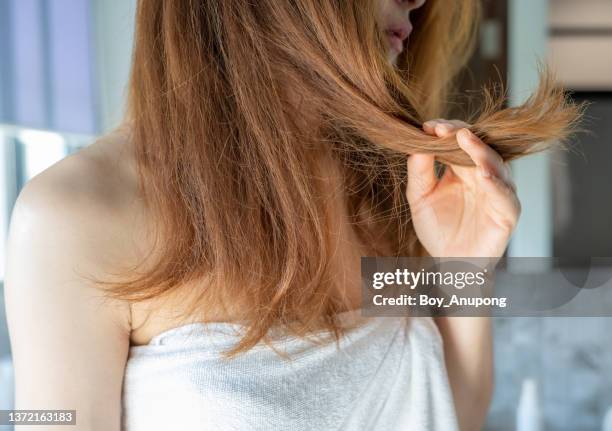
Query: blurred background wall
0 0 611 430
469 1 612 429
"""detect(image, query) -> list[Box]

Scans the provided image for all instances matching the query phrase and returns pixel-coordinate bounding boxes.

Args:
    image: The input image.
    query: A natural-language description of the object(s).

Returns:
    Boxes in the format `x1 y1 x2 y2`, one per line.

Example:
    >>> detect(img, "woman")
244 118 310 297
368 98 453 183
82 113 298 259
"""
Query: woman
5 0 579 430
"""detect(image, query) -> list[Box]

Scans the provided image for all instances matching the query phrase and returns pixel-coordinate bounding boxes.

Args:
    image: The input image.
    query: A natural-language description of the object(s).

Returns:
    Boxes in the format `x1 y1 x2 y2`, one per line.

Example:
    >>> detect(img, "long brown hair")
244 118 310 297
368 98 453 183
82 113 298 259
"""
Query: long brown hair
103 0 581 354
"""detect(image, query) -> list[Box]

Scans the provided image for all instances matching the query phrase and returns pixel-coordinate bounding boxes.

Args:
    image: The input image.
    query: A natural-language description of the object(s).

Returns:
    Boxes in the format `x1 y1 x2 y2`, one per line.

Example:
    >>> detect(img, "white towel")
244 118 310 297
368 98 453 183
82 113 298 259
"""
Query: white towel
121 312 459 430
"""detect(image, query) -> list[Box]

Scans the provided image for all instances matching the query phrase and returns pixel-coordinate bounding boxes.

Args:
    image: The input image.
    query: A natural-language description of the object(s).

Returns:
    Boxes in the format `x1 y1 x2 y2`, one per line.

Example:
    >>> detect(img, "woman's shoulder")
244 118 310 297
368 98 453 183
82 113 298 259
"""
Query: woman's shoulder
12 125 148 247
16 126 140 220
4 125 153 346
7 124 151 296
5 126 201 343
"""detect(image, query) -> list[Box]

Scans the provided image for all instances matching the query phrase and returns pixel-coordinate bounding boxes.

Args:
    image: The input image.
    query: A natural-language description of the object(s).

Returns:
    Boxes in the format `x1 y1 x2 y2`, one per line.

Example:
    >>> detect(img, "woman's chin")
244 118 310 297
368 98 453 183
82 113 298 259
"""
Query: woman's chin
388 51 399 66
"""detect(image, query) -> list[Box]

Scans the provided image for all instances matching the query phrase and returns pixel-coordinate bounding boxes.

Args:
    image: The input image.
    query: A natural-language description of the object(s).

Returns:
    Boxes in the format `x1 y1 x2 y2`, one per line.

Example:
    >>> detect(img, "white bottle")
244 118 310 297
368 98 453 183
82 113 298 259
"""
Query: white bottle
516 378 543 431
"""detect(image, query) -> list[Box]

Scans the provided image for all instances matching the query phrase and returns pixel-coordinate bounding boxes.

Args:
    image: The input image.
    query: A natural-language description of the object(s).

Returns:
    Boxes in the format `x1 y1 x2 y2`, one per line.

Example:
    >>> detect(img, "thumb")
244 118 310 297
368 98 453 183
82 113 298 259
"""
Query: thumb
406 154 437 203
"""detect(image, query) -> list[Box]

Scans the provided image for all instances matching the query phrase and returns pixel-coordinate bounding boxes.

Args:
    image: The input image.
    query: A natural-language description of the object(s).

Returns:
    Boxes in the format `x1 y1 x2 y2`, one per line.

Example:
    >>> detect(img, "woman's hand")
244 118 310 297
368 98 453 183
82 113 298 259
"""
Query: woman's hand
406 119 521 259
409 119 505 431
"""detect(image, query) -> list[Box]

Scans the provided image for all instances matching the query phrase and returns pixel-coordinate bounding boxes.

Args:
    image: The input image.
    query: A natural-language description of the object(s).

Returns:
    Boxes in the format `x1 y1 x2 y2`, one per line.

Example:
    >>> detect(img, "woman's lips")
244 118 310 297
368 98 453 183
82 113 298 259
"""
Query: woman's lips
386 23 412 54
387 32 406 54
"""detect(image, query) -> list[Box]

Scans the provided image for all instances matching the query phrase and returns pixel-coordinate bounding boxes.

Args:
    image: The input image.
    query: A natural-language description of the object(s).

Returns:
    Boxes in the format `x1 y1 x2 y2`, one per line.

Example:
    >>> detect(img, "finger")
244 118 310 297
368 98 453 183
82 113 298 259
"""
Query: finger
422 119 445 135
434 120 470 137
406 154 437 202
434 122 457 137
445 120 471 133
423 119 471 137
455 128 509 183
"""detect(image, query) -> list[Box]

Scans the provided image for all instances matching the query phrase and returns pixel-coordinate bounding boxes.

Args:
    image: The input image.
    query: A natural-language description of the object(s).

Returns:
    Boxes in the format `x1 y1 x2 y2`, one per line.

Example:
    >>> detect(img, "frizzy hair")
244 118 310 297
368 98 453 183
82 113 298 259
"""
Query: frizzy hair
102 0 582 354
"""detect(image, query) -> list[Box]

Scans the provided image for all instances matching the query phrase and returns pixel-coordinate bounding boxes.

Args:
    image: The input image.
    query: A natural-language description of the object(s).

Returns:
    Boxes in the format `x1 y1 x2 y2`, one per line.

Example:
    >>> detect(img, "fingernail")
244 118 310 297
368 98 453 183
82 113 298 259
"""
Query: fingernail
459 129 477 143
423 120 434 128
458 128 472 138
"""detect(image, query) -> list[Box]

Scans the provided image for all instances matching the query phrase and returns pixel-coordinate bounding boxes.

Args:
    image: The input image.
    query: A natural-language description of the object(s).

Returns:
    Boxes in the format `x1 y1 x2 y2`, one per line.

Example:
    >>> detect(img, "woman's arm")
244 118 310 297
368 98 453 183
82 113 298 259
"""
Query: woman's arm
434 316 493 431
407 119 520 430
4 160 132 431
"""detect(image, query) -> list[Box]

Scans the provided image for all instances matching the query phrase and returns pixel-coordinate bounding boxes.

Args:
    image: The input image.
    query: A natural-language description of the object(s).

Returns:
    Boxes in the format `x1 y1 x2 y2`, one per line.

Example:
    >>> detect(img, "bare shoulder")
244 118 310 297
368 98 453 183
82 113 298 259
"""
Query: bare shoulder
11 125 149 259
7 125 211 349
14 125 141 226
5 125 147 334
